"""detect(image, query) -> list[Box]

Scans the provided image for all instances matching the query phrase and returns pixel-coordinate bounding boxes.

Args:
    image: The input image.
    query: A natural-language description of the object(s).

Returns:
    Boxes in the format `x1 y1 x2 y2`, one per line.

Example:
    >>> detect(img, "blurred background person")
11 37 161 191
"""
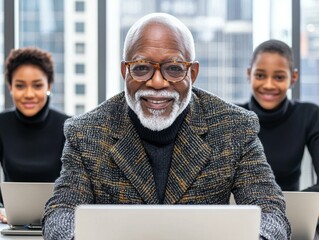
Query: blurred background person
238 39 319 192
0 47 69 222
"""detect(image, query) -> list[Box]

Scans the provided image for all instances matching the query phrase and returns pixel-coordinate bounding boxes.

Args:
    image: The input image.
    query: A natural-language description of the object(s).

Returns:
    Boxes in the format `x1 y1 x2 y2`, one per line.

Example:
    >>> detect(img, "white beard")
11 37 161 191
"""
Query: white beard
125 84 192 131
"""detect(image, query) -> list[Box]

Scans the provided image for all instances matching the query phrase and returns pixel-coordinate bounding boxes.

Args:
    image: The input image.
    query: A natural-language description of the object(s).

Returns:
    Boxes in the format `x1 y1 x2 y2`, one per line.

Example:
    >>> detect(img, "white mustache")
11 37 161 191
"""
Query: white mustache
135 90 179 101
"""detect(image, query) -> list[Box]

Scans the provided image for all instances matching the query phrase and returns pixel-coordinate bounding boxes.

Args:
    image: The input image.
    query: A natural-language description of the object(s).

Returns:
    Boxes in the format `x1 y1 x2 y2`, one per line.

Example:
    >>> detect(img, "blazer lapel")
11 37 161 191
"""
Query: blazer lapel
110 123 159 204
164 104 211 204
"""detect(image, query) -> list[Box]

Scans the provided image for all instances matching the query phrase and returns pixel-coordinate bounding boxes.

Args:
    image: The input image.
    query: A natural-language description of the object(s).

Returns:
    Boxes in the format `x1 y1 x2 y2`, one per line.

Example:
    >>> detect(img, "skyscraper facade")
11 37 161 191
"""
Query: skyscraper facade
19 0 65 111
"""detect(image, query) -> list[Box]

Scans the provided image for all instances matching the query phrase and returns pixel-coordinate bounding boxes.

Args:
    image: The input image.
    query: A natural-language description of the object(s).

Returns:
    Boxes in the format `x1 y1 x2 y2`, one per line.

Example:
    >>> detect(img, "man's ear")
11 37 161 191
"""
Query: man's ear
190 61 199 84
291 68 299 86
121 61 126 80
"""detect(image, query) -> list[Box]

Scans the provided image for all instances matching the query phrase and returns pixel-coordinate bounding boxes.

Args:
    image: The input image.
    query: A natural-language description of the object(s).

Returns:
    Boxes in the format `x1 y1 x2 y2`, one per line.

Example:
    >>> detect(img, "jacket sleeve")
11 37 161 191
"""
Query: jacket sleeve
42 119 94 240
231 111 291 240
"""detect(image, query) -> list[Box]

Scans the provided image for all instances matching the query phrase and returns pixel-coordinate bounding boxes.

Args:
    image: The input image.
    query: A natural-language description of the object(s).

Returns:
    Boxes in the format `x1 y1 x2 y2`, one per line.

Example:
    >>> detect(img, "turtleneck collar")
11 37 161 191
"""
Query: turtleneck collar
248 96 292 126
128 107 189 145
14 97 50 125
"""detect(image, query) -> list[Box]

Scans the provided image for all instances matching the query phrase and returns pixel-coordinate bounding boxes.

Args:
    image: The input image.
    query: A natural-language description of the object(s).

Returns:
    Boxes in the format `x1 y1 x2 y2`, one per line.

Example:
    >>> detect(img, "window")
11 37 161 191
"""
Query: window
18 0 66 111
75 42 85 54
75 22 85 33
300 0 319 104
75 1 85 12
75 63 85 74
75 104 85 115
75 84 86 95
161 0 198 16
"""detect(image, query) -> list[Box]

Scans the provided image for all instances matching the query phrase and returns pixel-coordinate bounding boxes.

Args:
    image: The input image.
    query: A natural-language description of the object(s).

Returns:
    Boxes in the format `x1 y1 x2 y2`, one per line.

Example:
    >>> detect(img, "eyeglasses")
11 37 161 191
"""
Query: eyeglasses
124 60 193 83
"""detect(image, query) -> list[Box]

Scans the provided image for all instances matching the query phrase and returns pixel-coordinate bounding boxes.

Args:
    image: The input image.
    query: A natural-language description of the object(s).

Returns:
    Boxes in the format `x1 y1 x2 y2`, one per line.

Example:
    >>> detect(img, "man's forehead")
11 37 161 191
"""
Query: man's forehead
127 43 186 62
127 25 185 55
130 54 185 63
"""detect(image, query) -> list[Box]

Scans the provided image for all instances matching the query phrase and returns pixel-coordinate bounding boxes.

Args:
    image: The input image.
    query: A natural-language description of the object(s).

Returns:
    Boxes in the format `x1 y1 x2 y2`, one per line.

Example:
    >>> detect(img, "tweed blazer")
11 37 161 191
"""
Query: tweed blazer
43 87 291 240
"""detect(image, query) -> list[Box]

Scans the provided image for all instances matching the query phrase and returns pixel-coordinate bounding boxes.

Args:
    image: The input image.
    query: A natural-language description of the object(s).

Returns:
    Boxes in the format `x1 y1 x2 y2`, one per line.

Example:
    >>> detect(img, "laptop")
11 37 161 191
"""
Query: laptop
0 182 54 236
283 191 319 240
74 205 261 240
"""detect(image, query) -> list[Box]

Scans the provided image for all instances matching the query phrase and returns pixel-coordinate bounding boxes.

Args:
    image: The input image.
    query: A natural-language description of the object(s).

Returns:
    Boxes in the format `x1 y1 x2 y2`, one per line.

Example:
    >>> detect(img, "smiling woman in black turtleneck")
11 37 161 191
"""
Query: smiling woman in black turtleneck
0 47 69 222
238 39 319 192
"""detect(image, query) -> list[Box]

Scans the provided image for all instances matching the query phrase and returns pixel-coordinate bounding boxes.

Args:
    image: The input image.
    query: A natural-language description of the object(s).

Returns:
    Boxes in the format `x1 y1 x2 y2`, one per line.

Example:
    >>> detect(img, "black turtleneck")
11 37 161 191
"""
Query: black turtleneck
129 107 188 203
0 98 69 188
238 96 319 191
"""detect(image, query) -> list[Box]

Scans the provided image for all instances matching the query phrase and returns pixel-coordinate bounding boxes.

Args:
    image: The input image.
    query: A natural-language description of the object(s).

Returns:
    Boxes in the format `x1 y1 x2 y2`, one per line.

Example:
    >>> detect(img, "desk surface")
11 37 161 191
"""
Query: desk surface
0 224 43 240
0 217 317 240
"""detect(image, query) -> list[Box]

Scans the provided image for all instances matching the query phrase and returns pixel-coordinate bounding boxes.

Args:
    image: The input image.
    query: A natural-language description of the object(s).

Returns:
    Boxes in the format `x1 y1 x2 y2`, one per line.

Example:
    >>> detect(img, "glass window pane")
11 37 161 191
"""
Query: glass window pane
75 42 85 54
75 1 85 12
18 0 98 115
75 63 85 74
75 83 85 95
75 22 85 33
75 104 85 114
301 0 319 104
19 0 66 112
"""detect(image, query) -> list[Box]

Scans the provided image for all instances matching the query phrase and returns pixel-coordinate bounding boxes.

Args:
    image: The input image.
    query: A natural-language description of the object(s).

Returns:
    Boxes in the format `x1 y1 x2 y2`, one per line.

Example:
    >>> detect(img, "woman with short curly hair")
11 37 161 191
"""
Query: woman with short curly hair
0 47 69 222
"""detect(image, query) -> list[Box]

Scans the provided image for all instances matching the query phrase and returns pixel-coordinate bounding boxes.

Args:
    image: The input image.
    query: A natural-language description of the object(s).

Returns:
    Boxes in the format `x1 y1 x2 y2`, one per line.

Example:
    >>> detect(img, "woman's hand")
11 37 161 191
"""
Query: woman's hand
0 212 7 223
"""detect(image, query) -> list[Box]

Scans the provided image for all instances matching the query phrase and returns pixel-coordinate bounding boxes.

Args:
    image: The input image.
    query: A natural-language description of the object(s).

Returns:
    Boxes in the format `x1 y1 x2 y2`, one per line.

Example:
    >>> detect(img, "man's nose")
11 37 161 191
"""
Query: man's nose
145 69 170 89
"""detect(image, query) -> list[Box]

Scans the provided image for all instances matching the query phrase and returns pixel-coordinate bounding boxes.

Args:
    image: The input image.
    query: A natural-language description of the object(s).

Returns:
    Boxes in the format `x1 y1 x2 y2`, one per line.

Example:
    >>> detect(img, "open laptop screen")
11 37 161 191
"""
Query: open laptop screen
1 182 54 226
283 191 319 240
75 205 261 240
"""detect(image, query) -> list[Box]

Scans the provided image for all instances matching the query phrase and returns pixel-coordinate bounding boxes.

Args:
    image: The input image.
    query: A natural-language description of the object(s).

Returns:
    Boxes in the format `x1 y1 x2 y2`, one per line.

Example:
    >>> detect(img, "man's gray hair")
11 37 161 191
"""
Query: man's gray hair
123 13 195 61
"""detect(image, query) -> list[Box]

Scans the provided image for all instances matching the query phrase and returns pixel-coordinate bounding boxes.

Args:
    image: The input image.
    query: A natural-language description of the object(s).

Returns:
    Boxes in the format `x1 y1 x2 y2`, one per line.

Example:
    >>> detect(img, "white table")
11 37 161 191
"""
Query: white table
0 224 43 240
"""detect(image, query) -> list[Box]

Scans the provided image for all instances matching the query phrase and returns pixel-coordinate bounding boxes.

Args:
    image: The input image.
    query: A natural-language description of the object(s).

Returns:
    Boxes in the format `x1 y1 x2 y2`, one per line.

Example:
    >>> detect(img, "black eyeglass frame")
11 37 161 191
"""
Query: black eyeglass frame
124 59 193 83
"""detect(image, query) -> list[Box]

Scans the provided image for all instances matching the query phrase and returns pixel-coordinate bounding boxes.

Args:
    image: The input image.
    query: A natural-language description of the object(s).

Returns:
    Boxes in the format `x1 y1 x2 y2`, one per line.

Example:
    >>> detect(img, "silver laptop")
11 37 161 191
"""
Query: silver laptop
283 191 319 240
75 205 261 240
0 182 54 236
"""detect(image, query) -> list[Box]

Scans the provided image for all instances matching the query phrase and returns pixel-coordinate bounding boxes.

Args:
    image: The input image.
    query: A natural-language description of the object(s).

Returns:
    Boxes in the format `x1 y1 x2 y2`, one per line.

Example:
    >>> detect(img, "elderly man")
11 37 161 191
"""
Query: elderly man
42 13 291 240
